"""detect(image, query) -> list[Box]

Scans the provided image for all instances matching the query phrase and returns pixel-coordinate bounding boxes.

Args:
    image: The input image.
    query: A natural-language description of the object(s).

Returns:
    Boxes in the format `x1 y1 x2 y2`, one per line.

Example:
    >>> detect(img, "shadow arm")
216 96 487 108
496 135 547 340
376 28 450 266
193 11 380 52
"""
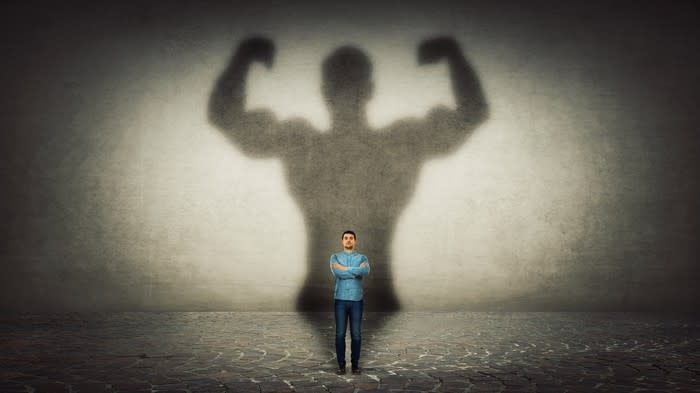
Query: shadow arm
207 37 284 156
444 42 488 125
417 37 489 155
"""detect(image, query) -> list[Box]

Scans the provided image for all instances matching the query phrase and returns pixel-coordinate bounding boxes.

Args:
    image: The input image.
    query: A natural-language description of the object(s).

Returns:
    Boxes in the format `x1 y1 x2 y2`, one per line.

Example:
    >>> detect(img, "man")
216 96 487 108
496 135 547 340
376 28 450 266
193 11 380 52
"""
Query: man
330 230 370 375
208 36 488 312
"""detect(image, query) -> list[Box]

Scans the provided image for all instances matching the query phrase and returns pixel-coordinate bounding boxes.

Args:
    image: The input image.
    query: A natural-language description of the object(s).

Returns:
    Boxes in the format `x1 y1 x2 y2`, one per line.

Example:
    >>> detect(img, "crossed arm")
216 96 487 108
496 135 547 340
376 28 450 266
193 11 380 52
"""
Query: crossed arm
330 256 370 279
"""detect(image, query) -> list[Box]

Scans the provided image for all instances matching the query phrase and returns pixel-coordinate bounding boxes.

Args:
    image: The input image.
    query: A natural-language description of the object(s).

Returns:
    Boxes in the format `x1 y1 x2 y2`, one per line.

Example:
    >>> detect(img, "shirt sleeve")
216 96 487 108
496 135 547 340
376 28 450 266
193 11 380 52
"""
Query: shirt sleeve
348 255 370 277
330 254 357 280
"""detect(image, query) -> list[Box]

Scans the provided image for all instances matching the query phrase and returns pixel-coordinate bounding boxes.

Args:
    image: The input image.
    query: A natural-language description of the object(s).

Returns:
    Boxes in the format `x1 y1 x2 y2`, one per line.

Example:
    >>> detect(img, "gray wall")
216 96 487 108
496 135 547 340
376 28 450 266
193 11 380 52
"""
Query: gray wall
2 1 698 311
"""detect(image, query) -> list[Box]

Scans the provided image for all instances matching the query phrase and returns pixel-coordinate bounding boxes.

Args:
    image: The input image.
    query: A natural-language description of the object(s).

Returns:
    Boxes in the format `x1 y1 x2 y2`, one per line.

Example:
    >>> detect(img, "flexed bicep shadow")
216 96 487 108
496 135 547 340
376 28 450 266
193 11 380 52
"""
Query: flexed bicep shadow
208 35 488 338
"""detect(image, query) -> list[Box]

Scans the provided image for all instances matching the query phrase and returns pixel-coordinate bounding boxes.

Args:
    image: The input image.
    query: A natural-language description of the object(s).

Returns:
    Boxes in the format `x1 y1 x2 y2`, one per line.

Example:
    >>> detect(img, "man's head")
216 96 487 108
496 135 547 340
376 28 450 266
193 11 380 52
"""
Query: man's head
322 47 373 119
341 230 356 251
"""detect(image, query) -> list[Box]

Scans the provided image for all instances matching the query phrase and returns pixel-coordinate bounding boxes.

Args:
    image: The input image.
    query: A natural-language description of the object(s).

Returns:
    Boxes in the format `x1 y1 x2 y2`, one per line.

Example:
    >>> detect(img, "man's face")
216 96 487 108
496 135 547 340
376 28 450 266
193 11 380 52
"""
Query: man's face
342 234 356 250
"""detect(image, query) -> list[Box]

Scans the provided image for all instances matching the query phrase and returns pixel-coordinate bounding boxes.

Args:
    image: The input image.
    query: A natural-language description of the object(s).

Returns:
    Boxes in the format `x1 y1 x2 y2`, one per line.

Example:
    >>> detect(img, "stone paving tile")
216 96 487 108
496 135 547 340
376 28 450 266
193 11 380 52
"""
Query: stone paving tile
0 312 699 392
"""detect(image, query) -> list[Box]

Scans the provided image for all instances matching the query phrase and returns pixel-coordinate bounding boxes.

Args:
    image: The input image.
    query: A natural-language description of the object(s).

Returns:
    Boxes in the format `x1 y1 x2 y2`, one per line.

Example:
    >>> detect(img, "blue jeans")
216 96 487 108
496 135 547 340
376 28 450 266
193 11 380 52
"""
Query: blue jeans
334 298 363 368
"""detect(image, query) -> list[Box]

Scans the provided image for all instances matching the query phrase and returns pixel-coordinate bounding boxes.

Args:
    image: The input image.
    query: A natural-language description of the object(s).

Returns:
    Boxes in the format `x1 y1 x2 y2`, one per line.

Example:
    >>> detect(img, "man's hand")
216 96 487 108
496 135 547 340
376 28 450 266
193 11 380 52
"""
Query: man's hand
360 262 368 268
332 263 348 271
236 36 275 68
418 36 460 65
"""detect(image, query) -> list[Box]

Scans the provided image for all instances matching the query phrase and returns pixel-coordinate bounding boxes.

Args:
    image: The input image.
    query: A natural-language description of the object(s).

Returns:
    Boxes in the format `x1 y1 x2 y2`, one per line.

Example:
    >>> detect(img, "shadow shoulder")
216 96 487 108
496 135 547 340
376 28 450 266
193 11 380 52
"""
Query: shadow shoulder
377 111 443 139
378 115 423 136
280 116 318 134
425 104 459 121
378 104 456 134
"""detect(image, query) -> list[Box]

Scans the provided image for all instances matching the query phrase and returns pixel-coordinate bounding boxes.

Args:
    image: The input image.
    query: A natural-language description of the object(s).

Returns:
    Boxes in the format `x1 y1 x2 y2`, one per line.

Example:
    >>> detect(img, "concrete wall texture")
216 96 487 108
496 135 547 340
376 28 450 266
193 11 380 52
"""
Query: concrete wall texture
1 1 698 311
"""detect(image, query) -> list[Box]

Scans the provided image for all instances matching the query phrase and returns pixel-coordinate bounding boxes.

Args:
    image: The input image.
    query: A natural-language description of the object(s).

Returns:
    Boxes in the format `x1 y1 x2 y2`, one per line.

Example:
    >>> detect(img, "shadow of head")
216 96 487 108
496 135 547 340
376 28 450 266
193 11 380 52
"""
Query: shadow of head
321 46 374 127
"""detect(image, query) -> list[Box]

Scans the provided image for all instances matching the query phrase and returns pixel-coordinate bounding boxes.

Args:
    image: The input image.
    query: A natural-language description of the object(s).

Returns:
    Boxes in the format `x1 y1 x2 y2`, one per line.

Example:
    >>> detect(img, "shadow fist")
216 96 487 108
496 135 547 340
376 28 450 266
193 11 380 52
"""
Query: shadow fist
236 36 275 68
418 36 460 65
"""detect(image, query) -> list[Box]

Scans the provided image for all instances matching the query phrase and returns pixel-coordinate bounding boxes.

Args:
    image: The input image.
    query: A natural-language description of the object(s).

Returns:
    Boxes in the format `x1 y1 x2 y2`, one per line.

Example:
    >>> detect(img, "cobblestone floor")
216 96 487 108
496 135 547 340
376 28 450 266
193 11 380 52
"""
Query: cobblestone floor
1 312 699 392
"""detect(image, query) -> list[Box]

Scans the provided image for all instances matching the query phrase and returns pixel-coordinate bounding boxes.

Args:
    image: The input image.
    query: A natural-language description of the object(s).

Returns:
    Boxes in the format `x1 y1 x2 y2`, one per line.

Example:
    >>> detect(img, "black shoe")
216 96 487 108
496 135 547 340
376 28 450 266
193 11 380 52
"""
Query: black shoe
352 367 361 375
336 366 346 375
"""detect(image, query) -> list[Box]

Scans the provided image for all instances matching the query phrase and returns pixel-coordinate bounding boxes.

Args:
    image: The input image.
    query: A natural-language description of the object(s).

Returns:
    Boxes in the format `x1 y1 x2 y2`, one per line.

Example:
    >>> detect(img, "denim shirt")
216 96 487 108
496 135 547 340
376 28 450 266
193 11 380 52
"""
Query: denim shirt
330 251 370 301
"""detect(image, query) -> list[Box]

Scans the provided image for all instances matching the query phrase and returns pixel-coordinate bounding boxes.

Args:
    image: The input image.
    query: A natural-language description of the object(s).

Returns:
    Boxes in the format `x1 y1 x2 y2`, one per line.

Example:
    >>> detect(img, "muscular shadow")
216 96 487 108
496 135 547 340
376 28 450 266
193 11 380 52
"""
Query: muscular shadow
208 36 488 341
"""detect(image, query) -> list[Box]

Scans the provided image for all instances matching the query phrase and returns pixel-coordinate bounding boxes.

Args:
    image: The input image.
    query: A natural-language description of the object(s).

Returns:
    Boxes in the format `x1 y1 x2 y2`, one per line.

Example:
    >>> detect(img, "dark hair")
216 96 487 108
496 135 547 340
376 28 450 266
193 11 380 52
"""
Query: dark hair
341 230 356 240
